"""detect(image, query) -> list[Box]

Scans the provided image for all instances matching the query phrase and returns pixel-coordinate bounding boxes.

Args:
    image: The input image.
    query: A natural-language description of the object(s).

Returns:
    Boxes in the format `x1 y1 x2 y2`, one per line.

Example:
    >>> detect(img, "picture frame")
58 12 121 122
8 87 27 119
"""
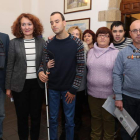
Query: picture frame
66 18 90 32
64 0 92 14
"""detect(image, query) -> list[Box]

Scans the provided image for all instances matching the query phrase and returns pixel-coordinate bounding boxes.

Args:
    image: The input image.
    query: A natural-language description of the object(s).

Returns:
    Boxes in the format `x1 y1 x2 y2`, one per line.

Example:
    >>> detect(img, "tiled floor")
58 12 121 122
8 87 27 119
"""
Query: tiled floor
3 96 91 140
5 95 138 140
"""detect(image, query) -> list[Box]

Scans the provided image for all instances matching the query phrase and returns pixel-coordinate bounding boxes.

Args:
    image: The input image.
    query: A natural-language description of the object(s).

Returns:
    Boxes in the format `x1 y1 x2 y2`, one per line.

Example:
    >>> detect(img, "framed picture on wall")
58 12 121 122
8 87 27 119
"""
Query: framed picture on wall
66 18 90 32
64 0 92 14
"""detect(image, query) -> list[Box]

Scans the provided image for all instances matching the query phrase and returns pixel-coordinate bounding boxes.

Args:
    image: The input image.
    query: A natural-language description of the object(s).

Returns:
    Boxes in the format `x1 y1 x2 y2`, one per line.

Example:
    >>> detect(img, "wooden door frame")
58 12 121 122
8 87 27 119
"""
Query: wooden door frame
120 0 140 22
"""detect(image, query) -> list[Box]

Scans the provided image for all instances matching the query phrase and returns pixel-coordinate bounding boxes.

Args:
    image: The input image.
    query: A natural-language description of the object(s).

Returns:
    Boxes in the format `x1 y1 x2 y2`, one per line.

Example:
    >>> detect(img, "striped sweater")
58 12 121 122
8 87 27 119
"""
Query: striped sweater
24 38 37 79
114 37 132 50
38 34 85 94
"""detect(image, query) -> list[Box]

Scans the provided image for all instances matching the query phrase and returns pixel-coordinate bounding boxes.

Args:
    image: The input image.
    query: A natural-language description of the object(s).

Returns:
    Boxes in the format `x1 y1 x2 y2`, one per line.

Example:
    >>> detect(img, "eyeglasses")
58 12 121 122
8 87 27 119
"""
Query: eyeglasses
130 29 140 34
98 34 109 38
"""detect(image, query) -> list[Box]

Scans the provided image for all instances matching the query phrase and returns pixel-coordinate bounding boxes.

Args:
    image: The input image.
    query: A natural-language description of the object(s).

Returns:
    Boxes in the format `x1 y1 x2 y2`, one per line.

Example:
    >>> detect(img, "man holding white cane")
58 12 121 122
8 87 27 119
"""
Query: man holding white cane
38 11 84 140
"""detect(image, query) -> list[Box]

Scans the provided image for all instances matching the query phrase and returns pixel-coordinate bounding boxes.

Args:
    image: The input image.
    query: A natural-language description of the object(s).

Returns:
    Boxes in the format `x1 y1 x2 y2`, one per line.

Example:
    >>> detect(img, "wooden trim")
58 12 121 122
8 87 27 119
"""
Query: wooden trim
120 0 140 15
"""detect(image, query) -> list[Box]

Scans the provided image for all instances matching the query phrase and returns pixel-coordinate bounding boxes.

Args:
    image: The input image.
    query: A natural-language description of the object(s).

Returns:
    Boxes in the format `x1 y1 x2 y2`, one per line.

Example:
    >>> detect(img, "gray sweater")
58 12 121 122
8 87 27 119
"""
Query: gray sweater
113 43 140 100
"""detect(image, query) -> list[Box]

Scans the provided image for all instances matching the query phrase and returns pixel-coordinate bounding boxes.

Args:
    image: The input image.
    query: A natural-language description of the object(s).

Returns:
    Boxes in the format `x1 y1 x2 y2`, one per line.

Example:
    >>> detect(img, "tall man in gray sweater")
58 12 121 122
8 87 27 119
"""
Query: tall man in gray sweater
113 20 140 140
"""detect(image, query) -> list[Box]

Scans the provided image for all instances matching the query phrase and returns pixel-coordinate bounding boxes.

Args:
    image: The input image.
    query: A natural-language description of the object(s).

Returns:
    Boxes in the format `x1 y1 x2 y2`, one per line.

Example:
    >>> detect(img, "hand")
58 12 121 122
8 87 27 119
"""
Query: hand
38 71 50 83
65 91 75 104
47 59 55 69
48 36 54 40
115 100 123 111
6 89 12 98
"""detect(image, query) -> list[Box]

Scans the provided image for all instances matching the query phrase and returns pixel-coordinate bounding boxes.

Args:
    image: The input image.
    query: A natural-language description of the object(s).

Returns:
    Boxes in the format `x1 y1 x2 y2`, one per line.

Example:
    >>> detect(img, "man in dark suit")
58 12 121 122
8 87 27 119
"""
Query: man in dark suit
0 32 9 140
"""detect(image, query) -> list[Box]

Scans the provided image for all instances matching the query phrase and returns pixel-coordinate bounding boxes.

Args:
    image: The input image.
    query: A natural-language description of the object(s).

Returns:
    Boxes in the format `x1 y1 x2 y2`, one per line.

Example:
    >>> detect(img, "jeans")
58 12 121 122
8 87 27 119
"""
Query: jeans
121 94 140 140
0 88 6 138
48 89 76 140
61 90 85 133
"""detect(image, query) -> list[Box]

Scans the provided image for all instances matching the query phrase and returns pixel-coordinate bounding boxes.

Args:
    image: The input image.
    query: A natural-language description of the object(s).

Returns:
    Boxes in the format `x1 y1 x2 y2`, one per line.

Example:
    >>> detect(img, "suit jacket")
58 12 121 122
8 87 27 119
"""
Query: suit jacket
5 37 45 92
0 32 9 91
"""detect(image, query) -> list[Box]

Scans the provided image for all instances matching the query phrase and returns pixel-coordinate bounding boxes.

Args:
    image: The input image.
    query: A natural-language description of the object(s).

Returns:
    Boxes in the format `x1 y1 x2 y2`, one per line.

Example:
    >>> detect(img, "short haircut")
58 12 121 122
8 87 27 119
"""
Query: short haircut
96 27 113 45
68 26 83 40
50 12 65 21
11 13 44 38
110 21 125 31
82 29 96 44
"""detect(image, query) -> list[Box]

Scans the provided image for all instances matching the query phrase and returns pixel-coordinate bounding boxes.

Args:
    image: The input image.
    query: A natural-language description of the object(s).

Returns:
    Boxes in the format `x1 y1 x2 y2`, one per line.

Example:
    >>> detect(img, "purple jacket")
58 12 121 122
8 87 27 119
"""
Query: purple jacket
87 43 119 99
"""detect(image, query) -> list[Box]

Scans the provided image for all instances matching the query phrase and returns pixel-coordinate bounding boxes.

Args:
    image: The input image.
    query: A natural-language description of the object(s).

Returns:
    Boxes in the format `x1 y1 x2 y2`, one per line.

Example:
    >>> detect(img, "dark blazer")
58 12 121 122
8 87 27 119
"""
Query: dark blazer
0 32 9 91
5 37 45 92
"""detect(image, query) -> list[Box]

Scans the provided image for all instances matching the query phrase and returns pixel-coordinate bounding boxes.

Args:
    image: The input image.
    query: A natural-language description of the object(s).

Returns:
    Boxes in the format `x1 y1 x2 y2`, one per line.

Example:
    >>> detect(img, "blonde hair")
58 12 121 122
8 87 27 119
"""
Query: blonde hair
68 26 83 40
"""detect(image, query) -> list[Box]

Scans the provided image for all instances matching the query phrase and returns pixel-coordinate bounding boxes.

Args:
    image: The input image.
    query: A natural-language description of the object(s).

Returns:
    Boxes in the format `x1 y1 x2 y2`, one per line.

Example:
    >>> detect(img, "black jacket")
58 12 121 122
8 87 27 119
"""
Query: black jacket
0 32 9 92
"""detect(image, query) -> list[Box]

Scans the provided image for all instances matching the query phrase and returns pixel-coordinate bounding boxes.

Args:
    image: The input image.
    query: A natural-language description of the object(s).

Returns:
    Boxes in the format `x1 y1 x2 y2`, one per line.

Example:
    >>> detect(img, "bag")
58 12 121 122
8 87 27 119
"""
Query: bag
0 39 5 69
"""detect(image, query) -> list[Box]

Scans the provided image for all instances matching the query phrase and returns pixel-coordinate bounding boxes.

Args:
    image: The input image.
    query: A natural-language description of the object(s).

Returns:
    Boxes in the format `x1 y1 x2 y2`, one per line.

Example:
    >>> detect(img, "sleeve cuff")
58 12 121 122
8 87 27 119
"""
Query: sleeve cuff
69 87 77 95
115 93 122 100
37 68 44 75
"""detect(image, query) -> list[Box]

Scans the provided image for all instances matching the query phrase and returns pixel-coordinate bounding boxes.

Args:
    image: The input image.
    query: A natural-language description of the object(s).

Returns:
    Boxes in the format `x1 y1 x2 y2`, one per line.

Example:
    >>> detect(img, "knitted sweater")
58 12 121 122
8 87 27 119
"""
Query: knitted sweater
113 43 140 100
77 41 89 91
38 34 85 94
87 43 119 99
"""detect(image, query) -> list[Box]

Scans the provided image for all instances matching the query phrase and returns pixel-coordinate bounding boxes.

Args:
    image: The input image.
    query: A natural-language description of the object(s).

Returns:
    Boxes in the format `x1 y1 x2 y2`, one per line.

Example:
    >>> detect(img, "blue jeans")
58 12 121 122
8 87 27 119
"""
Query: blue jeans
0 88 6 138
48 89 76 140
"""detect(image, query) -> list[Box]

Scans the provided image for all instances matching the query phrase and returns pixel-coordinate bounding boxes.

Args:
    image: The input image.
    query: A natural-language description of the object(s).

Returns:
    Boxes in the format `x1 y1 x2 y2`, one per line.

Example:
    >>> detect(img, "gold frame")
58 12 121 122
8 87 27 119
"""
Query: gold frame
64 0 92 14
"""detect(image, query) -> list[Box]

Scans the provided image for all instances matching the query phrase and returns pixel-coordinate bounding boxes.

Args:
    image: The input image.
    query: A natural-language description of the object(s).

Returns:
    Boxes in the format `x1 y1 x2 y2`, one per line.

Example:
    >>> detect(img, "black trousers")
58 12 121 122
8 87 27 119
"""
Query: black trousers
12 79 44 140
121 94 140 140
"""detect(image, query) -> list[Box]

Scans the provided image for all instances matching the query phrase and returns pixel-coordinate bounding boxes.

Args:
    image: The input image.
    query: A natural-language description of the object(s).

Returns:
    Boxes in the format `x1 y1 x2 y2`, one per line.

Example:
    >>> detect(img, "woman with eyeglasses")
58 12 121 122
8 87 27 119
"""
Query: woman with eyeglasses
87 27 119 140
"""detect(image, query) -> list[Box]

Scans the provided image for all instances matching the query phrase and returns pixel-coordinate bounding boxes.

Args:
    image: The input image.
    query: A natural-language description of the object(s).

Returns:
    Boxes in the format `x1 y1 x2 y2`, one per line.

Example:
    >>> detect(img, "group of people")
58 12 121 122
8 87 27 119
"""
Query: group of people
0 11 140 140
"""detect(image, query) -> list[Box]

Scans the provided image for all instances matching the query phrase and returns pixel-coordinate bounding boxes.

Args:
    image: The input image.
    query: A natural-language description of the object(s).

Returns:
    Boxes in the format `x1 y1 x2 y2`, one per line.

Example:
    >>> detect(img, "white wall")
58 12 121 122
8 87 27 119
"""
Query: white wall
0 0 33 39
38 0 109 39
0 0 109 39
0 0 22 39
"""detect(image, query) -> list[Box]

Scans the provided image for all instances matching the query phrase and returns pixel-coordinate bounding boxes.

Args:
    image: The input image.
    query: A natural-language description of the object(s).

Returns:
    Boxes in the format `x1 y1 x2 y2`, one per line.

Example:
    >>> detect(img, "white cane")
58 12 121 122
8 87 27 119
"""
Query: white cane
43 50 55 140
45 80 50 140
